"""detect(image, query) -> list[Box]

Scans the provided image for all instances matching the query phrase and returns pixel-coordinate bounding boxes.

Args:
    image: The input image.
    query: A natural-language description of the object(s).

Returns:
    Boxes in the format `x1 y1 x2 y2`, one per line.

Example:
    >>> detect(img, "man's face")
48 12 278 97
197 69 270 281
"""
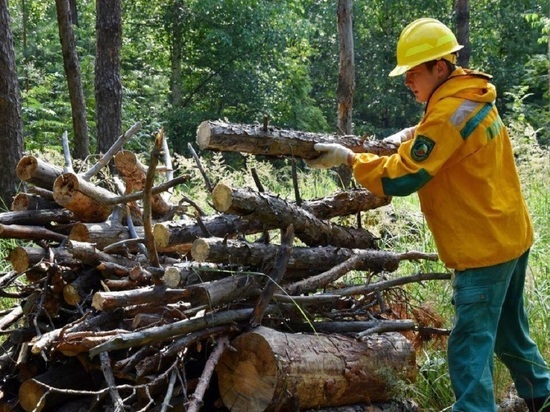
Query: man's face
404 61 446 103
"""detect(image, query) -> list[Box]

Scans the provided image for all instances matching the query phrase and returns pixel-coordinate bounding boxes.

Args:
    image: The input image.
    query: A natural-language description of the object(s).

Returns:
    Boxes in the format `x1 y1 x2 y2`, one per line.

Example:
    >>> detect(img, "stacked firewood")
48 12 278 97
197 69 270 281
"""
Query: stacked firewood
0 120 450 412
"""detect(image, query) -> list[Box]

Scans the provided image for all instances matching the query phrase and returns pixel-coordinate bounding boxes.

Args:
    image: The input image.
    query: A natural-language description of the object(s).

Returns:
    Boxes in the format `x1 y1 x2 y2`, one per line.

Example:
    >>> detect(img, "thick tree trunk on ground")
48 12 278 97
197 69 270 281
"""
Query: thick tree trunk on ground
216 326 417 411
196 120 398 159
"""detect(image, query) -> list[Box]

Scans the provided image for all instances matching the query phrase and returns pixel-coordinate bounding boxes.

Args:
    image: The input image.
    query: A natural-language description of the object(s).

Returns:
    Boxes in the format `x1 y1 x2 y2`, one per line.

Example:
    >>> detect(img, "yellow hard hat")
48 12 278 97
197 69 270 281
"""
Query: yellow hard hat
389 18 463 77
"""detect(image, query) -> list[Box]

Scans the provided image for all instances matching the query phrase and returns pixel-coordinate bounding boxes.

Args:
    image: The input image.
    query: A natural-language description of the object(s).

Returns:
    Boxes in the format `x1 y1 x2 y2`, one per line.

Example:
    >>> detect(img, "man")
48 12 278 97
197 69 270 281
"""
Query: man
307 17 550 412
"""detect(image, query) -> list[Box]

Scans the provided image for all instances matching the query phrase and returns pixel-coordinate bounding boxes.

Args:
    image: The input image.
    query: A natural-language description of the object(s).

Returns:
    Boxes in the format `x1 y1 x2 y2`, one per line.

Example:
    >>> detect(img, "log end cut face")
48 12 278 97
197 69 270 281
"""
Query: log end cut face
216 332 278 411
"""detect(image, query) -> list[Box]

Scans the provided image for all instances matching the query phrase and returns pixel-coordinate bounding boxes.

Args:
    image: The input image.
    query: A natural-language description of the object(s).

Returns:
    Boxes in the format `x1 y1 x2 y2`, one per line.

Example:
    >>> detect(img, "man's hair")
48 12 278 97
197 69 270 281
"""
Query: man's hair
425 55 457 72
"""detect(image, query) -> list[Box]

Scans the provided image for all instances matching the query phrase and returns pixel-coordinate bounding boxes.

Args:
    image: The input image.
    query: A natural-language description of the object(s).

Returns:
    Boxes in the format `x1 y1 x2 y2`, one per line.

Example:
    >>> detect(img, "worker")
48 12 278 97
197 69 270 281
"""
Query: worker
307 17 550 412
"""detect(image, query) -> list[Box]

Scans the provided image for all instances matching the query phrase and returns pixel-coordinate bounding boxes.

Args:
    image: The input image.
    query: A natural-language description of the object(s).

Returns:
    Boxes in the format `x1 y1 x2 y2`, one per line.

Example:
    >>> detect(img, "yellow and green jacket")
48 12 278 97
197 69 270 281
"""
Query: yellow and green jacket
352 67 533 270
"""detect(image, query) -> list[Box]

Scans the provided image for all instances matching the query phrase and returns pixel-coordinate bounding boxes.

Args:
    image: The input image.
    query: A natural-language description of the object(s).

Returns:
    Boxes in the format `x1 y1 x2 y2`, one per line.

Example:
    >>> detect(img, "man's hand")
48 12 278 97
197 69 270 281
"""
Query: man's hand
306 143 353 169
382 126 416 147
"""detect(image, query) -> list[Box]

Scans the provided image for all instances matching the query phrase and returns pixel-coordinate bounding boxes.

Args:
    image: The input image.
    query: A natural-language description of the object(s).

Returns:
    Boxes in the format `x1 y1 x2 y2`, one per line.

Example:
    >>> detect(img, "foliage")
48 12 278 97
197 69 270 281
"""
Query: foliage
8 0 550 154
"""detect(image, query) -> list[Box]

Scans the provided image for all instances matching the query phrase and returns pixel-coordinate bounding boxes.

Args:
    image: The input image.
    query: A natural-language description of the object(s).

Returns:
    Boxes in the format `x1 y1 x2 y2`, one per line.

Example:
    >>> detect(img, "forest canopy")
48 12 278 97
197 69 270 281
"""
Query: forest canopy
7 0 550 155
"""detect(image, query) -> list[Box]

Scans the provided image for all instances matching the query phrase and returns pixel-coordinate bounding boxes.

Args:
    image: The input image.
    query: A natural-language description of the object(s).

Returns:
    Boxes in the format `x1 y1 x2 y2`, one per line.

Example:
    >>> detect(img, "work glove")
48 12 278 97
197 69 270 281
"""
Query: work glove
382 126 416 146
306 143 354 169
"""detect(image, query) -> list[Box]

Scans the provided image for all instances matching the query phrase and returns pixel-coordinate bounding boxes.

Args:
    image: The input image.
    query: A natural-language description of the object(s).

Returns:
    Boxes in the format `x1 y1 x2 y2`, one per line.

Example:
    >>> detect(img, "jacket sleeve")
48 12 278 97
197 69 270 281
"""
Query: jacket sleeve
351 116 463 197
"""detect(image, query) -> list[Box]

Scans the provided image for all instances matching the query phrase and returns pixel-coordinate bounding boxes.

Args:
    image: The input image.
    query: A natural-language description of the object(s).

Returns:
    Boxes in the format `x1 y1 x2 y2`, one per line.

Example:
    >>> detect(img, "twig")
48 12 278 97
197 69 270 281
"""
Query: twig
61 131 74 173
250 167 265 192
100 351 126 411
143 129 163 269
161 132 174 195
160 368 178 412
335 272 452 297
187 143 213 192
82 122 142 181
102 174 191 206
291 158 302 206
357 319 416 338
186 335 230 412
285 253 364 295
249 224 295 328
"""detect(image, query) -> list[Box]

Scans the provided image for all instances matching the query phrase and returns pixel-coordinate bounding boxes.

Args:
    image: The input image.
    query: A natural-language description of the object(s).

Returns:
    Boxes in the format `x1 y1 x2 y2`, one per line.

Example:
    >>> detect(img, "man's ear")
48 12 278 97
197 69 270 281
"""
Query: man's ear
436 60 449 77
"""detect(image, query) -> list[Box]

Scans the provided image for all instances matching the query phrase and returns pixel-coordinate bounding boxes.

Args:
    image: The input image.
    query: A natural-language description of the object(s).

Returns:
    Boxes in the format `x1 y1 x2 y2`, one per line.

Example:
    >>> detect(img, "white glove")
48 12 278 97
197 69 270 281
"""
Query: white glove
306 143 353 169
382 126 416 146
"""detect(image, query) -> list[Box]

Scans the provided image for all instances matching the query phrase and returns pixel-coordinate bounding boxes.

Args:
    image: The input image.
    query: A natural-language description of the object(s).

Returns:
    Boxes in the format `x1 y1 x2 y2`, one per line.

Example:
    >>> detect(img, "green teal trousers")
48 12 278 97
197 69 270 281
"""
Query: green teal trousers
448 249 550 411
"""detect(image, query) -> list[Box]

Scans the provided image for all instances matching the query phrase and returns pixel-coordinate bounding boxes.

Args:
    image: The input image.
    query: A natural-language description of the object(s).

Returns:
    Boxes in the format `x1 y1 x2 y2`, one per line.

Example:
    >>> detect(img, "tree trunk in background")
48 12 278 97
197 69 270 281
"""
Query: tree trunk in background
0 0 24 208
454 0 470 68
336 0 354 188
95 0 122 158
168 0 184 107
68 0 78 26
56 0 89 160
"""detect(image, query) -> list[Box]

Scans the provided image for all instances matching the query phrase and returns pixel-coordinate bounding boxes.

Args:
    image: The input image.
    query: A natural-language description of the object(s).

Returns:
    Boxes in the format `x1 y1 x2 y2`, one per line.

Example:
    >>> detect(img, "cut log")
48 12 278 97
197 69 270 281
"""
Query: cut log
154 189 389 249
216 326 417 411
11 192 60 211
300 188 391 220
153 214 267 248
63 268 103 306
92 275 261 311
16 155 64 190
191 237 399 274
212 182 377 249
114 150 174 219
196 120 398 159
53 172 116 222
8 246 81 274
0 209 76 226
18 359 101 412
0 224 66 243
69 220 144 250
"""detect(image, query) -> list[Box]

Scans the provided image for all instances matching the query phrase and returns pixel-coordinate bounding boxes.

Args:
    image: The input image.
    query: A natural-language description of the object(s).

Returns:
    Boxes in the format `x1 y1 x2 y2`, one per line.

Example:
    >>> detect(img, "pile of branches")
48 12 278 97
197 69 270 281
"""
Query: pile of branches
0 121 450 412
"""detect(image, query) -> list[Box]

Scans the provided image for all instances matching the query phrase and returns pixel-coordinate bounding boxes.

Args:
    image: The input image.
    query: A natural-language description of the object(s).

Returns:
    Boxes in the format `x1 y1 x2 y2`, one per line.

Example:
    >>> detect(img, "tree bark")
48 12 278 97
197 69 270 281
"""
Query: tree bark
191 237 400 274
454 0 470 68
216 326 417 411
335 0 355 188
212 182 377 249
0 208 76 226
0 0 24 207
55 0 89 159
196 120 398 159
95 0 122 156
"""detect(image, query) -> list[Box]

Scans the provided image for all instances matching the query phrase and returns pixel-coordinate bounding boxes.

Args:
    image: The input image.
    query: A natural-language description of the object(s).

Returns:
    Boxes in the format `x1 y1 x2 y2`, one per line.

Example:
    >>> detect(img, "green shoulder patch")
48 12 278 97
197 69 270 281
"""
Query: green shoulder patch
410 135 435 162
